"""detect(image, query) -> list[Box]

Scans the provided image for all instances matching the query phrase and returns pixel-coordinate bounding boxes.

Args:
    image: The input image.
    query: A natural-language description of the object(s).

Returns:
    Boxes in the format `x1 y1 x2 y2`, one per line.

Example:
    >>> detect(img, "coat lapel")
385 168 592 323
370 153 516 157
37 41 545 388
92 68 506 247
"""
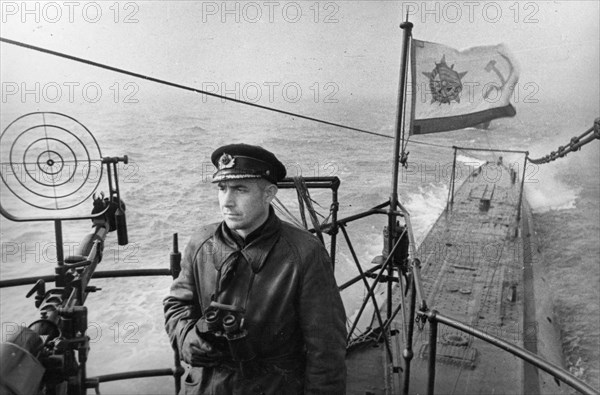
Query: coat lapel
213 210 281 274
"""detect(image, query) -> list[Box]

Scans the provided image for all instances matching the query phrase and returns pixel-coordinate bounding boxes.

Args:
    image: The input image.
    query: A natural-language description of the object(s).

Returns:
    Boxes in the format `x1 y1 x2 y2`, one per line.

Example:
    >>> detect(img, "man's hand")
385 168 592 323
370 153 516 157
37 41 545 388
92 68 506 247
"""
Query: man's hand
181 326 228 367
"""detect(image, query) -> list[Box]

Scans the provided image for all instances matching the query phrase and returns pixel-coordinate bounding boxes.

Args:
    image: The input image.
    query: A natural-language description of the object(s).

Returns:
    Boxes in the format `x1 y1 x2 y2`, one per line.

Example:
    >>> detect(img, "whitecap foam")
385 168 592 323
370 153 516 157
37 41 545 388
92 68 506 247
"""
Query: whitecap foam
526 184 580 212
524 165 580 213
456 154 486 168
404 183 449 247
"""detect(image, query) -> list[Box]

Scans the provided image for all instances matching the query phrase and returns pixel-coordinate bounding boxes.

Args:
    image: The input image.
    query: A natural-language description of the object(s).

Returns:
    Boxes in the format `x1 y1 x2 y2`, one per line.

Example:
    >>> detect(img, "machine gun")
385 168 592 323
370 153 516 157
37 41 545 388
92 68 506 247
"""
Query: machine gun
0 113 129 395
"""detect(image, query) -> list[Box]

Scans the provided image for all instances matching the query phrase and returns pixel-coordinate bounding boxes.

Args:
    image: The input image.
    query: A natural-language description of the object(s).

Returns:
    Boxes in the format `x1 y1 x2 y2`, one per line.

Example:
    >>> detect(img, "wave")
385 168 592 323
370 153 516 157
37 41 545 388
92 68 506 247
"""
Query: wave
525 165 580 213
179 125 207 133
404 183 449 247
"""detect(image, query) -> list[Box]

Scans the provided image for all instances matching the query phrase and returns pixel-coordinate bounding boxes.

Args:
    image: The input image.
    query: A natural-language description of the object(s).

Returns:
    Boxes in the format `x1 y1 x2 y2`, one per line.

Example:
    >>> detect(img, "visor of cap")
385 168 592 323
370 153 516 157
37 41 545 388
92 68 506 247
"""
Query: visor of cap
211 144 286 183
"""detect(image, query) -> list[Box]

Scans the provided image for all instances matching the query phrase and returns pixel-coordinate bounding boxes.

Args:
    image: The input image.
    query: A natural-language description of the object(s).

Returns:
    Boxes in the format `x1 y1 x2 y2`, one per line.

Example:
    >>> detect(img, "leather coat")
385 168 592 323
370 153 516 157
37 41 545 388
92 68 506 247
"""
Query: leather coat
164 211 347 394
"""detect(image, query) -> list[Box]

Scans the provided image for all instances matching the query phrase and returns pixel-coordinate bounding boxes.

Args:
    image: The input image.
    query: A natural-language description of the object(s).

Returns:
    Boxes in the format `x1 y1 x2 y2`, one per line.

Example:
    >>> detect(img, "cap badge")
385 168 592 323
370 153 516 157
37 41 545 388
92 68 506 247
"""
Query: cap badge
218 153 235 170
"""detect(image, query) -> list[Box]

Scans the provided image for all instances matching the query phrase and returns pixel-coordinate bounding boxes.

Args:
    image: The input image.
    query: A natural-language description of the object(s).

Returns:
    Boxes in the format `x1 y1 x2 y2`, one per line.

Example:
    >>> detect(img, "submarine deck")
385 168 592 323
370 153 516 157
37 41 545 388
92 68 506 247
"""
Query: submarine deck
346 161 530 395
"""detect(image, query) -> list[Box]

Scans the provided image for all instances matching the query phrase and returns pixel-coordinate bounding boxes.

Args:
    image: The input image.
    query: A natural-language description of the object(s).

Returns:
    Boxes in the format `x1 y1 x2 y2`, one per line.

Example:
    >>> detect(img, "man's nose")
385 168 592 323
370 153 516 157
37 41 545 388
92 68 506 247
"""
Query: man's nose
222 190 234 207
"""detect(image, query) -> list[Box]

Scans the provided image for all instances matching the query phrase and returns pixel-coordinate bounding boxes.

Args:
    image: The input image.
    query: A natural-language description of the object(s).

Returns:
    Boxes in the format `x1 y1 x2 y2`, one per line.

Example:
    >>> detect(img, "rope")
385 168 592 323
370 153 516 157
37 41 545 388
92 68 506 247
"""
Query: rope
411 139 456 149
295 188 308 229
293 177 325 244
272 197 303 228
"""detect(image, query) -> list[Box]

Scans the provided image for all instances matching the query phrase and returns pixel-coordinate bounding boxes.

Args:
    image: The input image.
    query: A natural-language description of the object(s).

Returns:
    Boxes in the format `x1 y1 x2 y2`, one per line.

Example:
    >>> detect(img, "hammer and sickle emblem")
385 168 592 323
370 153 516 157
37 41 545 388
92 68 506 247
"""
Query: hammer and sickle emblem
483 53 515 99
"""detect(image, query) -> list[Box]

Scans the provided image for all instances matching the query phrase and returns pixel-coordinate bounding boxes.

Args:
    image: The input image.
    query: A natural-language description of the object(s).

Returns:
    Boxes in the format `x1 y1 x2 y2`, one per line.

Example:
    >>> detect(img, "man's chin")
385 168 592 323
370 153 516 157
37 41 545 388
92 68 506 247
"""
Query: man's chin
224 218 244 230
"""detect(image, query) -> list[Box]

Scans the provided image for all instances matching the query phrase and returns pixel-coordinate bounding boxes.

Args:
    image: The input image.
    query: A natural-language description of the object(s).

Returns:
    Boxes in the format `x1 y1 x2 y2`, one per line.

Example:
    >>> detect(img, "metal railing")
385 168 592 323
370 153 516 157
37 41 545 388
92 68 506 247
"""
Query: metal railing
396 192 599 395
2 174 598 395
417 308 598 395
0 176 346 394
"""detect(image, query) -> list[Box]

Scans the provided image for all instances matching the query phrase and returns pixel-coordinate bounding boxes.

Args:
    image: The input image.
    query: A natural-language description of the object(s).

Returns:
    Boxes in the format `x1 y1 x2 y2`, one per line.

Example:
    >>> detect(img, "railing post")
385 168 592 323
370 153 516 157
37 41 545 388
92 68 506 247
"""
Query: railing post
330 184 339 269
450 148 457 211
402 275 417 395
427 310 438 395
169 234 183 393
516 152 528 223
446 147 457 213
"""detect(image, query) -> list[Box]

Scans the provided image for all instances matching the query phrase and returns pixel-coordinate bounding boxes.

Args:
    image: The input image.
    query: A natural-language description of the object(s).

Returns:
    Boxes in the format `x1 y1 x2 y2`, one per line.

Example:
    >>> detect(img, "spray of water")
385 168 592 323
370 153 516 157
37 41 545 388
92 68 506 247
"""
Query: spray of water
522 125 597 213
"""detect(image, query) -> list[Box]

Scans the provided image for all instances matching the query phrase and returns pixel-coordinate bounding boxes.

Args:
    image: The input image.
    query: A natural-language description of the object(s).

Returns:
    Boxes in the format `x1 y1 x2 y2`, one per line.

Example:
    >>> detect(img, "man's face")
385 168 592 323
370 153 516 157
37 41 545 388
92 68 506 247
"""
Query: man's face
217 179 276 237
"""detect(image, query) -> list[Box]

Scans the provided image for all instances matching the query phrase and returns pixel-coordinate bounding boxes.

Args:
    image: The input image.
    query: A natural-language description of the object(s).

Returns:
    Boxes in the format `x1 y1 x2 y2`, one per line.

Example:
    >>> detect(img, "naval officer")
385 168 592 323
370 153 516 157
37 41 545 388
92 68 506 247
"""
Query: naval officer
164 143 347 394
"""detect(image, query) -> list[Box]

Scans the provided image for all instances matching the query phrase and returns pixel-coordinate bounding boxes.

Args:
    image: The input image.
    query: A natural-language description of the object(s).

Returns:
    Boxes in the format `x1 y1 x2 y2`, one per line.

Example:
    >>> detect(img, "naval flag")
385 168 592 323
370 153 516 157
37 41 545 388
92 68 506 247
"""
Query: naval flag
410 39 519 135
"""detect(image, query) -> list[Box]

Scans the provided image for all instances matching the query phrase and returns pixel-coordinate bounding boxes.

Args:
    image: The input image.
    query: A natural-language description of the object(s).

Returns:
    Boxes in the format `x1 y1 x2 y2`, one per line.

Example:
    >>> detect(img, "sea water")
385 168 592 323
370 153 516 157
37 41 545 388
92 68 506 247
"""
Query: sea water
0 93 598 394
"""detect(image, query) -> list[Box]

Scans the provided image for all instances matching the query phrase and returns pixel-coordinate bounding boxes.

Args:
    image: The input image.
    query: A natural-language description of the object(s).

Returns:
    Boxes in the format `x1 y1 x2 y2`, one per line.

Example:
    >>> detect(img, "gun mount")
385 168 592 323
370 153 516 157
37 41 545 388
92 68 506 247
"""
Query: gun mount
0 112 129 395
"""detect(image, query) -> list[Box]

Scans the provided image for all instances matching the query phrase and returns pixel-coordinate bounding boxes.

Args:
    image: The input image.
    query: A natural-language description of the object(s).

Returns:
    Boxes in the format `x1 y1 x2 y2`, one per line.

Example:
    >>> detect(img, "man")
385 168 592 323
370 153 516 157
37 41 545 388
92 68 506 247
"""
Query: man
164 143 347 394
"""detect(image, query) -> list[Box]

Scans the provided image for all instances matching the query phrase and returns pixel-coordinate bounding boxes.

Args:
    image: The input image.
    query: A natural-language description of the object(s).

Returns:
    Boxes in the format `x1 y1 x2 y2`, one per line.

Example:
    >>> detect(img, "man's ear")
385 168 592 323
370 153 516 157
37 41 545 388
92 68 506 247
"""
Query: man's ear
264 184 278 203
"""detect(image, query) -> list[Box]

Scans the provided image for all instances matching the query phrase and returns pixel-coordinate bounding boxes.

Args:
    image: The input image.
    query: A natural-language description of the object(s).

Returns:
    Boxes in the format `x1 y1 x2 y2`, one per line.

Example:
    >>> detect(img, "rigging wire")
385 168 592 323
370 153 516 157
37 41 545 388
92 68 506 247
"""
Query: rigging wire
0 37 389 140
272 197 304 228
0 37 461 153
1 37 596 163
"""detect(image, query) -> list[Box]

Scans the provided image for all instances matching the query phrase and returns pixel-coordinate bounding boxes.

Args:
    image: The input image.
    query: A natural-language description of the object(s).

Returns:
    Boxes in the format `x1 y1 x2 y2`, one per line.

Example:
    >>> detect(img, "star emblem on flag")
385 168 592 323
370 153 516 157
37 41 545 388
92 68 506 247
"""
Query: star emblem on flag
422 55 468 105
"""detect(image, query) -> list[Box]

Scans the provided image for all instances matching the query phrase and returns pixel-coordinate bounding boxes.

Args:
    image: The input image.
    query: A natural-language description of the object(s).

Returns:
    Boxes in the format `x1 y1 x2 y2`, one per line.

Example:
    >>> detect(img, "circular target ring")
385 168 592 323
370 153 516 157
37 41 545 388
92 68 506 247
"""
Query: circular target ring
12 126 90 200
37 150 65 176
25 137 77 188
1 112 103 212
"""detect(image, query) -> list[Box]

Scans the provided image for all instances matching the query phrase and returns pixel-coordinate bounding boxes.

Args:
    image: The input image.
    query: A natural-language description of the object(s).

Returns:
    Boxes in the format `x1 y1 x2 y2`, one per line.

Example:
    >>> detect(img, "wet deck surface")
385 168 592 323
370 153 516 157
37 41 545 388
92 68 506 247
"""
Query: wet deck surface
346 340 389 395
346 162 526 394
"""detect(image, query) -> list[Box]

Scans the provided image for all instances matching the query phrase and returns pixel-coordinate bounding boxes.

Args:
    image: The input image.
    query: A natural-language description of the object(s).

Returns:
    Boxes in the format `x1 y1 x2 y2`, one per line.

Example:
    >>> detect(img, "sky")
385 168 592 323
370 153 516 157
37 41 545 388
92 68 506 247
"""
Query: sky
1 0 598 114
1 4 598 392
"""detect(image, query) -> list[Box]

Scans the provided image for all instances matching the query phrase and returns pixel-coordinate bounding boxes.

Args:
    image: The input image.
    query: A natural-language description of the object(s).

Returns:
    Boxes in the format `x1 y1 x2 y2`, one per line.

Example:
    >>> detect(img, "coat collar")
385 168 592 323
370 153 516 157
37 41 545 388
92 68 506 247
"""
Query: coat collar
212 208 281 273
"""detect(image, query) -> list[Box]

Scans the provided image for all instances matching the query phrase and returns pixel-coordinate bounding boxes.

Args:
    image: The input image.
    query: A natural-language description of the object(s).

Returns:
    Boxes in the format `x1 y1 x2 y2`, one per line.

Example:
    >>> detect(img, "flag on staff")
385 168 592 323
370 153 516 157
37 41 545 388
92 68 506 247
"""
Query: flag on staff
410 39 519 135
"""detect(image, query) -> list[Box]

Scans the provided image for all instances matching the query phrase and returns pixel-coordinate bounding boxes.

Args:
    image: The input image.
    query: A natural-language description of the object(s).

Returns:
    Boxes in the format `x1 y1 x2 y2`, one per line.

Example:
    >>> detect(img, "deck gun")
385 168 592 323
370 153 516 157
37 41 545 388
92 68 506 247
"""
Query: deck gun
0 154 129 395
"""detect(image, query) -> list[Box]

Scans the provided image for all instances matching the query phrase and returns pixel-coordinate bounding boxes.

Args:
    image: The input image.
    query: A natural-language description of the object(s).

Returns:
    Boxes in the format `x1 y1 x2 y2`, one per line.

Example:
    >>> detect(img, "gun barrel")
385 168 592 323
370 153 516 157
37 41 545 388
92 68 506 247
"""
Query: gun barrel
75 224 109 258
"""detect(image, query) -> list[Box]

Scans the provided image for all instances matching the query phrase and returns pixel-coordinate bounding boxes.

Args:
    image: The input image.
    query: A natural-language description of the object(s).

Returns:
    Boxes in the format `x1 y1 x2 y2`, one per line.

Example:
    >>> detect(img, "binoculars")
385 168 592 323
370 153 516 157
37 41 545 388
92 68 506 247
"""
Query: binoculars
204 302 245 337
202 301 257 378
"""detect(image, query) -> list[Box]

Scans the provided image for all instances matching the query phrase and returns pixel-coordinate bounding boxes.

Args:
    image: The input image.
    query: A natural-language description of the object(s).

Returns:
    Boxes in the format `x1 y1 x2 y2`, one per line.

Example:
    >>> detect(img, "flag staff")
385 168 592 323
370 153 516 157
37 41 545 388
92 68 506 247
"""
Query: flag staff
387 17 413 319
